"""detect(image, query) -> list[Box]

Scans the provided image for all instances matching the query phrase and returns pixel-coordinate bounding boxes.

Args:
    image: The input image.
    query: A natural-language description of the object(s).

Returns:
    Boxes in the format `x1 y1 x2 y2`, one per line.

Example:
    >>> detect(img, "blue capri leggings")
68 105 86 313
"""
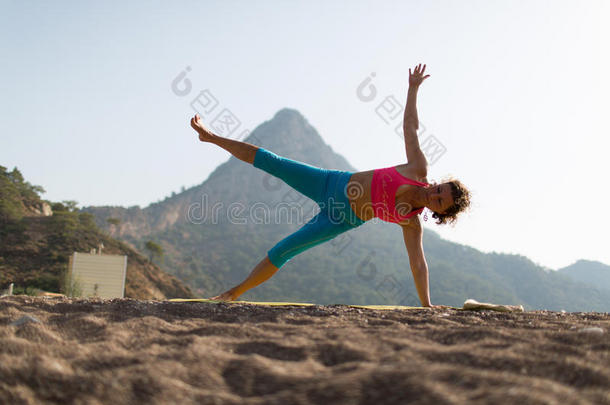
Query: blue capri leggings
253 147 367 268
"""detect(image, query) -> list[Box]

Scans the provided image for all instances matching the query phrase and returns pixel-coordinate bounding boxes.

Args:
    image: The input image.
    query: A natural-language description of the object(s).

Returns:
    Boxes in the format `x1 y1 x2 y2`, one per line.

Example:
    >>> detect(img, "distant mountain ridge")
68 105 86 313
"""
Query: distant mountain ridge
84 109 610 311
557 260 610 292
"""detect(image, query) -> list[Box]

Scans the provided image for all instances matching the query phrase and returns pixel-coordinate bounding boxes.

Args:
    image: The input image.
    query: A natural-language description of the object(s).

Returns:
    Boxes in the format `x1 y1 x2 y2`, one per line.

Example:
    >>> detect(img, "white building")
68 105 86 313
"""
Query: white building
68 250 127 298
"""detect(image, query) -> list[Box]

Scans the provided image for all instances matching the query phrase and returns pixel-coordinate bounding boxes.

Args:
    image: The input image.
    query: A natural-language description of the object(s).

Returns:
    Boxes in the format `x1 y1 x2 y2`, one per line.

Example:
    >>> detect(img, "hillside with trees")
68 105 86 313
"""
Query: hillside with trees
0 166 194 299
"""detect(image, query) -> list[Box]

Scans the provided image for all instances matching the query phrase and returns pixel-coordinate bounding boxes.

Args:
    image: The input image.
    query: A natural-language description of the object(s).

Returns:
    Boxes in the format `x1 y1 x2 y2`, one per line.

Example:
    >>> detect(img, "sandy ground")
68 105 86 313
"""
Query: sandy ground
0 296 609 405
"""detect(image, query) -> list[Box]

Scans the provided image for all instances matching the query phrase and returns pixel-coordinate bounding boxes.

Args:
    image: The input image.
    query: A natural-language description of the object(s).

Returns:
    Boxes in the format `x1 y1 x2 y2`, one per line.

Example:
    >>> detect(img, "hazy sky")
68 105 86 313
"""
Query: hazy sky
2 0 608 270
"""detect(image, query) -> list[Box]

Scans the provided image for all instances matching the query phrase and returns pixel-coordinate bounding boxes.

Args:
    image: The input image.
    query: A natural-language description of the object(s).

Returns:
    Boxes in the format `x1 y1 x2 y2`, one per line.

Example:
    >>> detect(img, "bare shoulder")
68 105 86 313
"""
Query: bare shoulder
396 163 428 183
403 155 429 179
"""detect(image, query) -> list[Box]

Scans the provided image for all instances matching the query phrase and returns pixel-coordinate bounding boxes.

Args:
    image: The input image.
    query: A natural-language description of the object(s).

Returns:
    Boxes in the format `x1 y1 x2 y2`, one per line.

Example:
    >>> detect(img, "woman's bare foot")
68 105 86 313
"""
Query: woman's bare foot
209 287 240 302
190 114 216 142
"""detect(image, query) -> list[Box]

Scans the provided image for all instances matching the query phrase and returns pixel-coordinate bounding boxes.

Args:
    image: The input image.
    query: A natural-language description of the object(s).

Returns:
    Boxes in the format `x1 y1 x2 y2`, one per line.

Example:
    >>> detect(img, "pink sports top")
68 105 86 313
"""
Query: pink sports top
371 166 429 224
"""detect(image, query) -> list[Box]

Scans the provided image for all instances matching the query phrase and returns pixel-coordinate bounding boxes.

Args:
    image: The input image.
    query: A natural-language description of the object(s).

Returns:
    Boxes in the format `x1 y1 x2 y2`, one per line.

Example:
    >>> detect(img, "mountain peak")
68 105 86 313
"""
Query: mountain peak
272 108 304 120
243 108 355 171
243 108 349 164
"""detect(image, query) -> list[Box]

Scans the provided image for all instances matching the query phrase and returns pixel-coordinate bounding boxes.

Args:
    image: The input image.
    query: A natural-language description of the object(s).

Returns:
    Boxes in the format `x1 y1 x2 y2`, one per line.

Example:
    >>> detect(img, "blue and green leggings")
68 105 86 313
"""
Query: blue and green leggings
253 147 367 268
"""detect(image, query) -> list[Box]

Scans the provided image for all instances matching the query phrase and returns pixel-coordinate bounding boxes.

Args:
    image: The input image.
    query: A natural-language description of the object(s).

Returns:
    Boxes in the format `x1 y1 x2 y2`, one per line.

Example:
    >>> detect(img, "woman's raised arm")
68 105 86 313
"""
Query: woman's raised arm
402 64 430 175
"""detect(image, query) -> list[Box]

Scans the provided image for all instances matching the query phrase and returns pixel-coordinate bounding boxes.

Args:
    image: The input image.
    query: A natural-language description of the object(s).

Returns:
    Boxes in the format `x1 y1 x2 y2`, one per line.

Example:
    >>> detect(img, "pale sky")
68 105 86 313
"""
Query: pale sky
1 0 609 270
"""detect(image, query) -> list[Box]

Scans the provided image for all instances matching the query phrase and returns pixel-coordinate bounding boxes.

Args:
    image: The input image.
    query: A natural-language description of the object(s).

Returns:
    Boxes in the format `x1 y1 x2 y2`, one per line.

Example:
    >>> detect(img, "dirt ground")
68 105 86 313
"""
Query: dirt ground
0 296 608 405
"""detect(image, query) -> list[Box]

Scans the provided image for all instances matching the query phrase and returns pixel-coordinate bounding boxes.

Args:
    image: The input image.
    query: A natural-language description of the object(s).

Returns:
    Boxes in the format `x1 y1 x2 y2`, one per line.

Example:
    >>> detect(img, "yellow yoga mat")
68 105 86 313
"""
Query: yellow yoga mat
169 298 314 306
169 298 522 312
349 304 428 310
168 298 431 310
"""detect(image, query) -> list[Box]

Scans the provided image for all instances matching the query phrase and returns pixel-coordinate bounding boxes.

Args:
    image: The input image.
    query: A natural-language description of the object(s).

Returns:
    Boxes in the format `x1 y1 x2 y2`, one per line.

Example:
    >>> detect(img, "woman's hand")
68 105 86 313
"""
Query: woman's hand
426 304 453 310
409 63 430 88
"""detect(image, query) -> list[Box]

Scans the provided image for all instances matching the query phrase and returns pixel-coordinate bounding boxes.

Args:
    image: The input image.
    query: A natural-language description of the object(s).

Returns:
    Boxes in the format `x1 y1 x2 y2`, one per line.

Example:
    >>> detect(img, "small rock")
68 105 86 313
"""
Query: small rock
10 315 41 326
577 327 604 334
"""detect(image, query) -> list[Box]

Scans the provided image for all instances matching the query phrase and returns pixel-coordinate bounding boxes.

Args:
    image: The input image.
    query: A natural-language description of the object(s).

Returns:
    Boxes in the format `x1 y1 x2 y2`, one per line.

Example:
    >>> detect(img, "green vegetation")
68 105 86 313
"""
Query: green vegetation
144 241 164 264
60 269 84 298
106 217 121 236
12 286 40 296
107 218 121 226
0 166 45 224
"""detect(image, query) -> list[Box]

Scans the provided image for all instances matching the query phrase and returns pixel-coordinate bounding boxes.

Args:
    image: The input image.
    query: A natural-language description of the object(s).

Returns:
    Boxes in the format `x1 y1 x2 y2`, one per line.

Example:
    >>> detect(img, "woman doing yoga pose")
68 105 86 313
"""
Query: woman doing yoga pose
189 64 471 307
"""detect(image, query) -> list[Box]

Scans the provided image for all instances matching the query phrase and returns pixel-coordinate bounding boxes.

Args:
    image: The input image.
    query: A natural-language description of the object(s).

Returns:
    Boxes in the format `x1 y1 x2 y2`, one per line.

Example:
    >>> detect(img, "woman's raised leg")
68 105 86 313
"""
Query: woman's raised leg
250 148 330 204
191 113 329 203
191 113 259 164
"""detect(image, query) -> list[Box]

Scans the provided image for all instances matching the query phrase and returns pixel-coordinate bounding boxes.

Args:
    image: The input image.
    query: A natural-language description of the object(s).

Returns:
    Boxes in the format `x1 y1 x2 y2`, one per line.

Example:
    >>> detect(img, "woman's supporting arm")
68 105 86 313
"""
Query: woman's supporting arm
401 218 432 307
411 259 432 307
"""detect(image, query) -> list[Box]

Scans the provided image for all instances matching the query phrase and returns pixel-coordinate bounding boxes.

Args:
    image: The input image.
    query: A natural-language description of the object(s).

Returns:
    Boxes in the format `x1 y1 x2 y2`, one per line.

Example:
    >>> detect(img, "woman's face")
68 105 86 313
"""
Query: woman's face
428 183 454 214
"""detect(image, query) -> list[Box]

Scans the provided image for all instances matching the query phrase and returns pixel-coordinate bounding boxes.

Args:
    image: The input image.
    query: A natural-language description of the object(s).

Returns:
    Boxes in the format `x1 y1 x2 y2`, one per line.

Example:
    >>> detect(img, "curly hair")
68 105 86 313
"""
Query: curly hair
430 177 471 225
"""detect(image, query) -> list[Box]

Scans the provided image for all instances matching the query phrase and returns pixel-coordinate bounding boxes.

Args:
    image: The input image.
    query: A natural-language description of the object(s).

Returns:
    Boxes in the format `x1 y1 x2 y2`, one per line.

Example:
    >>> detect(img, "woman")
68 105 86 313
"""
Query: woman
190 64 471 307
